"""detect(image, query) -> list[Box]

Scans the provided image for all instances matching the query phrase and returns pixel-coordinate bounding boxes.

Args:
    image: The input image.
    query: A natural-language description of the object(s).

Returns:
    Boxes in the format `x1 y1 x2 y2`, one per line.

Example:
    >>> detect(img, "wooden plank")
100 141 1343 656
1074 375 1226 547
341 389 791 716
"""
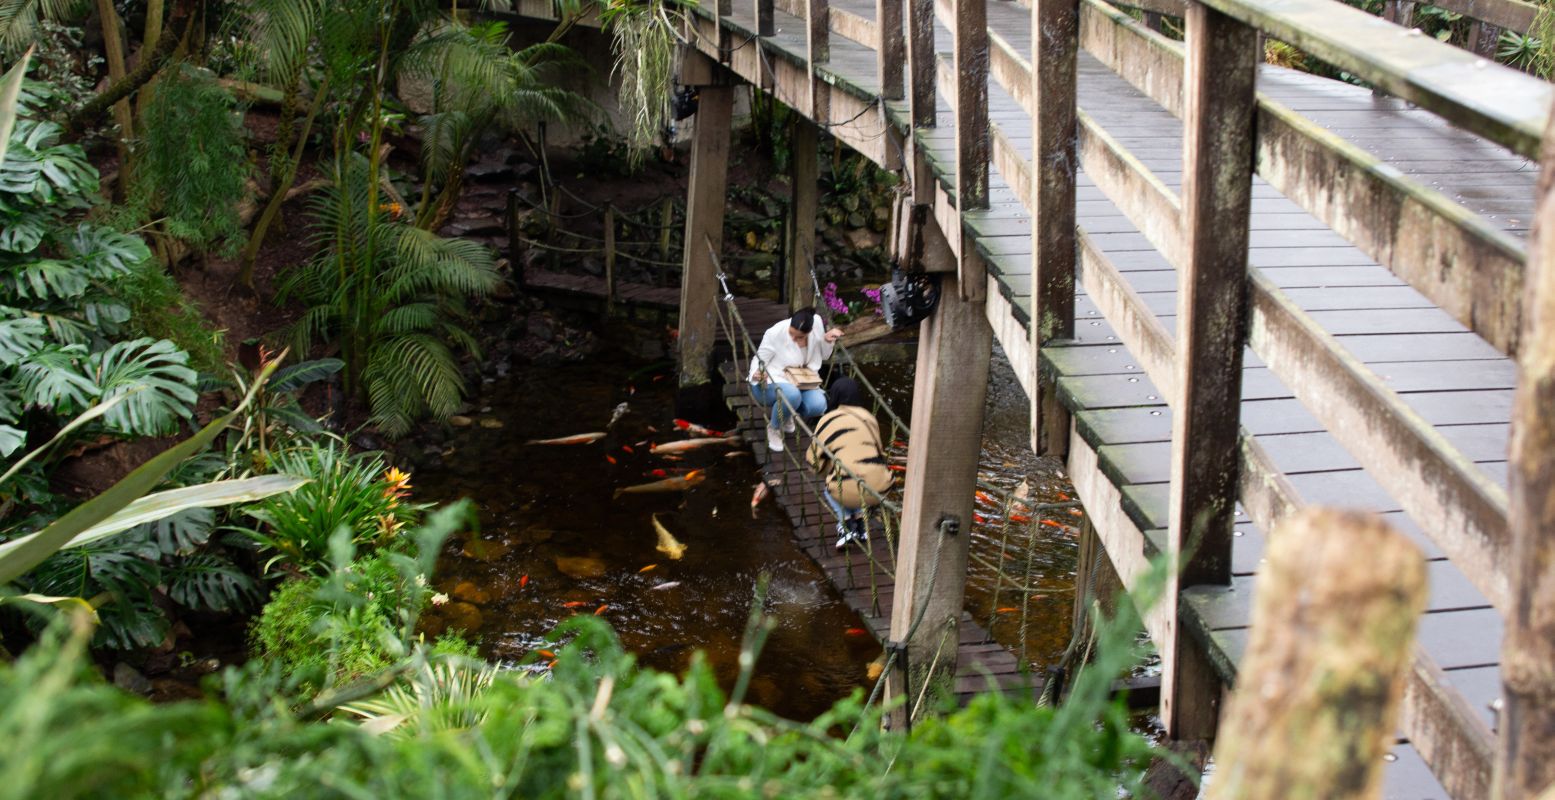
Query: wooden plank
756 0 776 34
908 0 936 127
1400 651 1496 800
1430 0 1537 32
1497 108 1555 800
878 0 904 99
1161 1 1257 742
1255 96 1527 356
953 0 990 300
1195 0 1552 158
806 0 831 117
885 273 993 730
1244 270 1511 613
1079 0 1184 117
678 76 734 389
1076 110 1184 268
1030 0 1081 455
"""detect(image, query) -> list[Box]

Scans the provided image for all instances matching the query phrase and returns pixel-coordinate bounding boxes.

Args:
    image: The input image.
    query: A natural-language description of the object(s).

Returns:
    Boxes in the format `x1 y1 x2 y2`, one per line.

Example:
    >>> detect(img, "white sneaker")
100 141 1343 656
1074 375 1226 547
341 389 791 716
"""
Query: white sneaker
766 425 784 452
782 416 795 434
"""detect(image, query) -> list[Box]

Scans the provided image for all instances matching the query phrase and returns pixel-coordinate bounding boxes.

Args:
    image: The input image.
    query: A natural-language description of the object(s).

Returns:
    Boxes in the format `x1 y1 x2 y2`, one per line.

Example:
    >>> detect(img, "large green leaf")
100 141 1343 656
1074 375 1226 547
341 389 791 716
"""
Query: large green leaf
0 391 130 485
89 337 197 435
0 361 279 585
269 357 344 394
0 474 309 561
0 46 32 168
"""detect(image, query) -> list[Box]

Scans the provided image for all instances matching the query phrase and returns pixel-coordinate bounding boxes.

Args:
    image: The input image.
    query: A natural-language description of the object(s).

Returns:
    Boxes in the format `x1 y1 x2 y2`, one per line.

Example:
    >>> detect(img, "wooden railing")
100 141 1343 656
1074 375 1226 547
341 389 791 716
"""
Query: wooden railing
670 0 1553 793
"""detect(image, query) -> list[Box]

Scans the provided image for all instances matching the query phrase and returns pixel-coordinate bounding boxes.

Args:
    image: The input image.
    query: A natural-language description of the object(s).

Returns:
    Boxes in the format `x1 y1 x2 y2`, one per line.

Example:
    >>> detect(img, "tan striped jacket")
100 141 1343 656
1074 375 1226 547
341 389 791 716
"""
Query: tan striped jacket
806 405 894 510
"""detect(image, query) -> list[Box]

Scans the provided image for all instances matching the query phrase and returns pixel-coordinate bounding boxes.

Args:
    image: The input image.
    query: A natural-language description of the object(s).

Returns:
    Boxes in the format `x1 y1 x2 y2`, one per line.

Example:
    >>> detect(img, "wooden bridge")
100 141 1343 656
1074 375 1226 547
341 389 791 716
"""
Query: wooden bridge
500 0 1555 793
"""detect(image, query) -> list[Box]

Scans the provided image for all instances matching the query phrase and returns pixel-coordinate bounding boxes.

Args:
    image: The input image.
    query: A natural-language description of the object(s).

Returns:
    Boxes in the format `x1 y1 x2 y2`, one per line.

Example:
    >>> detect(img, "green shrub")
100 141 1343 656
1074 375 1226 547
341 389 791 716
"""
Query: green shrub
118 260 226 375
239 442 423 574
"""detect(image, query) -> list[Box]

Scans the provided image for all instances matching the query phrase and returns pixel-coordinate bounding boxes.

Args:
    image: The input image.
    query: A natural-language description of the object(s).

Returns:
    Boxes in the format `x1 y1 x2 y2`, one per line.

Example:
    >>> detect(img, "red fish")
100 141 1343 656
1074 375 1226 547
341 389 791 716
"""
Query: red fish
996 607 1019 614
974 490 995 505
606 455 617 464
887 464 906 472
1041 519 1063 529
537 649 556 659
1009 514 1031 523
844 627 869 637
563 601 590 608
649 469 668 478
973 512 988 525
594 604 609 615
622 445 634 453
520 575 529 589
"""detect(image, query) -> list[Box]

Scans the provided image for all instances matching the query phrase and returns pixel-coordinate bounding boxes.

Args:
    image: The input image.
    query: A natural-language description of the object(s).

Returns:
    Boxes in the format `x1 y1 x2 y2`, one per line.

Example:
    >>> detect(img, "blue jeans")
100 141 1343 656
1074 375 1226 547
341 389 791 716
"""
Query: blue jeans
822 488 862 523
750 381 827 430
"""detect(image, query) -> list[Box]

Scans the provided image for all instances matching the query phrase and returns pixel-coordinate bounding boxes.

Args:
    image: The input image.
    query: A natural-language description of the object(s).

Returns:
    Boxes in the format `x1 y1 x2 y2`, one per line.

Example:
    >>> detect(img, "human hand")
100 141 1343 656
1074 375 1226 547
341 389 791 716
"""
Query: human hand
754 369 768 383
823 328 844 344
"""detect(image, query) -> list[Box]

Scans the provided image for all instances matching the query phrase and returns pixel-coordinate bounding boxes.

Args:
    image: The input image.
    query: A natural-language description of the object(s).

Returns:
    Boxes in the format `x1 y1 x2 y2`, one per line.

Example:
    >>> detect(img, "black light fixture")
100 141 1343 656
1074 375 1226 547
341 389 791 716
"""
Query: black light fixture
879 268 940 330
672 85 699 121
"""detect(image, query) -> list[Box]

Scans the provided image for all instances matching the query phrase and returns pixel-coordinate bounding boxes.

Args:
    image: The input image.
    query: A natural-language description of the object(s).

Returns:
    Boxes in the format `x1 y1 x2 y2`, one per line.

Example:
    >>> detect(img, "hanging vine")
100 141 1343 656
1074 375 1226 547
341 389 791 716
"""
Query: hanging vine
601 0 685 164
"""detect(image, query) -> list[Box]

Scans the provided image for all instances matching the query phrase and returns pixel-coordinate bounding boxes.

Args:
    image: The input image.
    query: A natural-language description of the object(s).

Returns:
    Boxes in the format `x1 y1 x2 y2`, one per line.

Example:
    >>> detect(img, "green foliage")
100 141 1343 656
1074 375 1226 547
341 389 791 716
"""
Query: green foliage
133 67 252 257
0 0 84 53
116 260 226 375
601 0 688 163
279 154 497 436
238 441 421 573
0 77 197 458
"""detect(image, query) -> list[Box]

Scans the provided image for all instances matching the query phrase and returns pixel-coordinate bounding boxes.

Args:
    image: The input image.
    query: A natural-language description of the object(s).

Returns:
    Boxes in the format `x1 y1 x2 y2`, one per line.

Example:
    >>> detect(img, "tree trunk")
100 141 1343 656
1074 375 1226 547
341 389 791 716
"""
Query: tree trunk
237 78 329 289
95 0 134 199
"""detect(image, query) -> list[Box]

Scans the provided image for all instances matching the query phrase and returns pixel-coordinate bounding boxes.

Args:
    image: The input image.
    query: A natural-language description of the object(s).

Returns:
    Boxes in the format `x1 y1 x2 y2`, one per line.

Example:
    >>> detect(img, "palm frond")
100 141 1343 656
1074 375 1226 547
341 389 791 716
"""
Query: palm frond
0 0 86 53
365 333 464 435
239 0 324 85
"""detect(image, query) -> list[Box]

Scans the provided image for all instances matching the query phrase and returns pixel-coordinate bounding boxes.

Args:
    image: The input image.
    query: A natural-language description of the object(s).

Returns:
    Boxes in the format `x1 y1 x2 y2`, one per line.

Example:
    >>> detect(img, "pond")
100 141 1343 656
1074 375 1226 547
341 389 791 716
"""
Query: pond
414 338 1084 722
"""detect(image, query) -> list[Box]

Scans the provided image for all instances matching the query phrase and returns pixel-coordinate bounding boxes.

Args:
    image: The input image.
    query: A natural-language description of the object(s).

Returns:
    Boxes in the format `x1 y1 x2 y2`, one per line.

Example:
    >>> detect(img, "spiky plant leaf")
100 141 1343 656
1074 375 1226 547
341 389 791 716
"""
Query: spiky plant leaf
2 257 87 299
365 334 463 436
88 338 197 435
0 45 31 165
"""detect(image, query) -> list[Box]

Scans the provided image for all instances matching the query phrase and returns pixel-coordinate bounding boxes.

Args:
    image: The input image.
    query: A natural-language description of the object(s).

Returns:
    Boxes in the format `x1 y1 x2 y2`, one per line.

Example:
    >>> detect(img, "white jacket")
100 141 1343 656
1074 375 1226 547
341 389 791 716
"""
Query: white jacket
747 318 834 383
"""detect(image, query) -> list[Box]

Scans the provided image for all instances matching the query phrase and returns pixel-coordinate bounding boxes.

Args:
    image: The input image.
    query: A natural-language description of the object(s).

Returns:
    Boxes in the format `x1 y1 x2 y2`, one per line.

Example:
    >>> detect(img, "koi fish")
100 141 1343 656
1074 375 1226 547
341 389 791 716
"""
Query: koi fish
608 402 629 428
1069 508 1083 517
1056 492 1071 501
527 432 607 446
996 607 1019 614
594 604 609 615
537 649 557 659
652 513 687 560
649 581 682 591
606 455 617 464
520 575 529 589
547 659 558 669
638 564 658 573
1041 519 1063 529
563 601 591 608
650 436 737 455
1009 514 1031 524
887 464 906 472
622 445 634 454
724 450 750 458
649 469 668 478
844 627 869 638
614 470 706 498
973 512 989 525
646 425 659 433
974 490 995 505
673 419 725 437
662 454 684 461
750 481 770 518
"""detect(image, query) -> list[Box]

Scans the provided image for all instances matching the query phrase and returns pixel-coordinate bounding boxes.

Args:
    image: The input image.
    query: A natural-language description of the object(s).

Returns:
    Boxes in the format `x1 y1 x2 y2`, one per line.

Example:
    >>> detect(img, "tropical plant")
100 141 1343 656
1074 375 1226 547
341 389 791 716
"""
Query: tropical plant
601 0 690 163
0 77 200 459
132 65 253 258
279 154 498 436
204 352 344 477
238 441 422 573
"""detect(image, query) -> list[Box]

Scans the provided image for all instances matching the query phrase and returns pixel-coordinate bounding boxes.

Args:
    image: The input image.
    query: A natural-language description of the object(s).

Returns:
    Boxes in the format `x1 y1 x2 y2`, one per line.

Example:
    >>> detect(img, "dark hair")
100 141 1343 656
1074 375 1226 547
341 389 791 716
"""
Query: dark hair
829 376 864 408
790 307 817 333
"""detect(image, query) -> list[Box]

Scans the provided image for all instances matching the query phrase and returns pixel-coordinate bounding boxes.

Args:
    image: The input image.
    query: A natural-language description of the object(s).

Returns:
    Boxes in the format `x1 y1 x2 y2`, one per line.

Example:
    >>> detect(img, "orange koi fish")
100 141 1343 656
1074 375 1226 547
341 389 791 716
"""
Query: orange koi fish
750 481 770 518
1041 519 1063 529
673 419 725 437
613 470 706 498
594 604 609 615
606 455 617 464
639 564 658 573
996 607 1019 614
1009 514 1031 524
537 649 556 659
622 445 635 453
974 490 995 505
844 627 869 638
520 575 529 589
887 464 906 472
526 432 607 446
563 601 590 608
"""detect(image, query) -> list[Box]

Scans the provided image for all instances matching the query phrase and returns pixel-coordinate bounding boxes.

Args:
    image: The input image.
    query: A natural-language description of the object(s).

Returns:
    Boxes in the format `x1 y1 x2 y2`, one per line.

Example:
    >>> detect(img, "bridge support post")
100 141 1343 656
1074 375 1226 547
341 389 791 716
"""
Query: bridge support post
1496 106 1555 800
1162 2 1258 742
1028 0 1079 457
885 268 992 730
787 118 819 312
677 54 733 408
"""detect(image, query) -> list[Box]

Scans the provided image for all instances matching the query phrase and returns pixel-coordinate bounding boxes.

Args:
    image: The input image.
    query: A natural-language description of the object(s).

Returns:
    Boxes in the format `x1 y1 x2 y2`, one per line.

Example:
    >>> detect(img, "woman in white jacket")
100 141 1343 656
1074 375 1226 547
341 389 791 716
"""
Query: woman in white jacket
748 307 844 452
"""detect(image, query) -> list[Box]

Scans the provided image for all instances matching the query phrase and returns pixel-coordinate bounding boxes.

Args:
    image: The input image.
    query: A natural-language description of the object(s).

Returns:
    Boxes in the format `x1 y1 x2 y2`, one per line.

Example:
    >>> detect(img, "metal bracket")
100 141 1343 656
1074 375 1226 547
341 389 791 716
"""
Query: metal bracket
937 514 961 537
715 272 734 301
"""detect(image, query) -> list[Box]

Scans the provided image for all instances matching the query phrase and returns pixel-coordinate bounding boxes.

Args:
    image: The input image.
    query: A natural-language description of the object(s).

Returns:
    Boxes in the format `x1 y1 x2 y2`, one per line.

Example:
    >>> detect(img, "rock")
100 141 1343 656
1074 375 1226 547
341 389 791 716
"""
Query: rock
441 601 485 634
113 663 153 696
846 211 867 228
462 216 505 236
871 205 891 232
840 194 861 213
518 524 555 545
478 418 503 429
462 538 513 562
451 581 491 604
846 228 883 251
450 415 474 427
554 555 608 579
526 314 555 342
151 678 205 702
465 161 514 182
580 256 605 277
351 431 385 452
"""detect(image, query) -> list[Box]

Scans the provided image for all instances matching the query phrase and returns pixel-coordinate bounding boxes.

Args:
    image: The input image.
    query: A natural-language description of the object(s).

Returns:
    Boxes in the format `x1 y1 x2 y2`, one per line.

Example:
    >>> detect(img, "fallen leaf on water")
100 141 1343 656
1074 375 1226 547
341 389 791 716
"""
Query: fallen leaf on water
866 662 884 681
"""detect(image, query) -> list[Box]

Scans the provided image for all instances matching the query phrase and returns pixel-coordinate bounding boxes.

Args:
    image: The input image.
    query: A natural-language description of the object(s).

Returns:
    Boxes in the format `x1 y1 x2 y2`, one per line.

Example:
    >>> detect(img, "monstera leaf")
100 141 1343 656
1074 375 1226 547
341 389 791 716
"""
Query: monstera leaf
89 338 197 436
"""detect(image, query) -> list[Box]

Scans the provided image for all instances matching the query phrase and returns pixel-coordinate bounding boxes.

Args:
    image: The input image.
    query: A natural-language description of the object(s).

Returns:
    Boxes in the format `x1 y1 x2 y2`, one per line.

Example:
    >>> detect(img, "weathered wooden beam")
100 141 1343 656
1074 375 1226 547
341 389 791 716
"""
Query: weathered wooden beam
1076 110 1184 268
1256 98 1526 356
1207 509 1427 800
787 118 820 311
878 0 904 99
953 0 989 300
1105 0 1188 16
805 0 831 120
990 31 1033 115
1163 1 1257 742
1381 0 1417 27
755 0 775 35
1400 651 1495 800
1244 269 1511 612
1030 0 1080 456
1434 0 1535 32
1079 0 1184 116
678 75 733 390
907 0 936 128
885 270 992 730
1496 106 1555 800
1194 0 1551 158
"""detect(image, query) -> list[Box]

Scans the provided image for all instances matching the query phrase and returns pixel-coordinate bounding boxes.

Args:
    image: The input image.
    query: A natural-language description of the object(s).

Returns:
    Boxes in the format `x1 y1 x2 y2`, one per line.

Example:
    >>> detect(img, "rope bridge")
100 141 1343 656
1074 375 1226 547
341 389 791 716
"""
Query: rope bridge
708 254 1111 722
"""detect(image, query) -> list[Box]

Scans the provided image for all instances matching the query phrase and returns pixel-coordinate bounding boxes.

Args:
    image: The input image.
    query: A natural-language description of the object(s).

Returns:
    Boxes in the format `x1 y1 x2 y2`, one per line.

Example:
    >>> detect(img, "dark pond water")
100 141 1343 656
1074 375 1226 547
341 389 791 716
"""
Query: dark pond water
415 340 1085 721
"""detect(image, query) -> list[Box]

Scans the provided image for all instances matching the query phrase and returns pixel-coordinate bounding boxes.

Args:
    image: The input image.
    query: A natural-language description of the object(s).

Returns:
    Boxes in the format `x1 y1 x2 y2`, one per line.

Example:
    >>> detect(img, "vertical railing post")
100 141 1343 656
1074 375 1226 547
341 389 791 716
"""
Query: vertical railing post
604 202 617 316
1469 20 1503 59
755 0 775 35
506 189 526 290
1163 0 1258 742
951 0 988 301
878 0 904 100
677 52 733 396
788 119 820 311
1496 106 1555 800
1028 0 1079 456
906 0 935 131
805 0 830 118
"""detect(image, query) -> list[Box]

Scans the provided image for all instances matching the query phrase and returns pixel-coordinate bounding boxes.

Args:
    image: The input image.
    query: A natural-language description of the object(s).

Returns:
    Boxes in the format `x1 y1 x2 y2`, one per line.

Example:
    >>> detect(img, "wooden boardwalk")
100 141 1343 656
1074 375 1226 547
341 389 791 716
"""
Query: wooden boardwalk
523 267 794 342
716 361 1036 702
668 0 1541 795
